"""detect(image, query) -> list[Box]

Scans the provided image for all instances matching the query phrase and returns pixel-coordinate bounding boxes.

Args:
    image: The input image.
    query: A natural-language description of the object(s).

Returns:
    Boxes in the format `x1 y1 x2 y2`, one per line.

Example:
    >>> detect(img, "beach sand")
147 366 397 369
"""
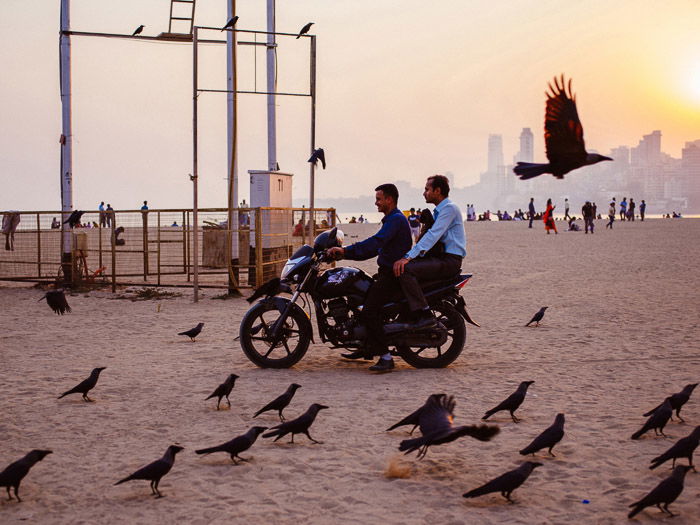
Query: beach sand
1 218 699 524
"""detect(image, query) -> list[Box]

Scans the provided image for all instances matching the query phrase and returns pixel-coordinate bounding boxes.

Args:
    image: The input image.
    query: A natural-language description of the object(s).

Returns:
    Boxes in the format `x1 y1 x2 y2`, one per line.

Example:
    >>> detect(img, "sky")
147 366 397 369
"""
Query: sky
1 0 700 211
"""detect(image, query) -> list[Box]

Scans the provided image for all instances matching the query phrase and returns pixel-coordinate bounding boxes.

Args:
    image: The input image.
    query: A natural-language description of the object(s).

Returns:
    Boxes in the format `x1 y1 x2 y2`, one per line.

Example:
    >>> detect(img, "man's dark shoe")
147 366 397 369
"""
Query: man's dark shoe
369 357 395 372
341 350 373 361
413 310 437 329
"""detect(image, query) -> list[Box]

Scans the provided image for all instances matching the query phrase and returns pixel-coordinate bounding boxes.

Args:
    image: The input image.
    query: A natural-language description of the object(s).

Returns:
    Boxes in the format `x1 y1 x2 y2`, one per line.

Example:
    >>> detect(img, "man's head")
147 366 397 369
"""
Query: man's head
423 175 450 205
410 207 415 213
374 183 399 215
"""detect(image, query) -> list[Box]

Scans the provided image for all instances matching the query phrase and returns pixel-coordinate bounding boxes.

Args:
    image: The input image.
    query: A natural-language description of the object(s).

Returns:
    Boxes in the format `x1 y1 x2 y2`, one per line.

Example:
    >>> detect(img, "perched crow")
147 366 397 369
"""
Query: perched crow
247 278 283 303
308 148 326 169
115 445 183 498
296 22 314 39
63 210 85 228
0 450 52 503
58 367 106 402
463 461 542 503
205 374 239 410
525 307 547 327
628 465 691 519
195 426 267 464
650 426 700 470
632 398 672 440
483 381 535 423
519 413 565 457
399 395 499 459
386 394 447 435
221 16 238 31
179 322 204 342
644 383 698 423
39 290 71 315
263 403 328 444
253 383 301 421
132 25 144 36
513 75 611 180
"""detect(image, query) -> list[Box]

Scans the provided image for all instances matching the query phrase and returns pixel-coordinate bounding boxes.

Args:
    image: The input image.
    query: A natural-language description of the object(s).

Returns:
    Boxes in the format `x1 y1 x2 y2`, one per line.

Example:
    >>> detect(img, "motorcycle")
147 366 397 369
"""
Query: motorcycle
239 227 479 369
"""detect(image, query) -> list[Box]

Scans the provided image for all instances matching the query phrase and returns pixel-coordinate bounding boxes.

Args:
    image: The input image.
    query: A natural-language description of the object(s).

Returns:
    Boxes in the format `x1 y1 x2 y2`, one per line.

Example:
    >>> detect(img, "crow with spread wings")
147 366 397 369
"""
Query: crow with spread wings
514 75 611 180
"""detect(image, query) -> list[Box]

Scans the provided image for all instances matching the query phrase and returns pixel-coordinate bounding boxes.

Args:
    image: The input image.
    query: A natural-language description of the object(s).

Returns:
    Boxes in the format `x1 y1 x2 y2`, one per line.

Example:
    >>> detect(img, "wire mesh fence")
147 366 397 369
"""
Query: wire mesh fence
0 208 336 290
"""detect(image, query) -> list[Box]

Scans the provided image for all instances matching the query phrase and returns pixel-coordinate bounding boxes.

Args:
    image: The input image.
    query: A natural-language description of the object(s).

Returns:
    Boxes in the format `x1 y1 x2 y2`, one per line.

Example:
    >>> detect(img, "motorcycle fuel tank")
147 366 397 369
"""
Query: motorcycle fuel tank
316 267 372 299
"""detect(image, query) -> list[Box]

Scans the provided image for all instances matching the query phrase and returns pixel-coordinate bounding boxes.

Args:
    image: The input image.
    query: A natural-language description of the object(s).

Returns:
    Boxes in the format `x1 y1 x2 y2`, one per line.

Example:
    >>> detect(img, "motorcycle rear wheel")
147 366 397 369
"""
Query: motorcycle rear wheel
239 301 311 368
396 302 466 368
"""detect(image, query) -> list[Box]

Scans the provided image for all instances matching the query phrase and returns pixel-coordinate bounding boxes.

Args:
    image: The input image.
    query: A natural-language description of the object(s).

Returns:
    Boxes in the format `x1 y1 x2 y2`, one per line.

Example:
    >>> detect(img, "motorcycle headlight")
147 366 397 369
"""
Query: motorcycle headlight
281 261 295 280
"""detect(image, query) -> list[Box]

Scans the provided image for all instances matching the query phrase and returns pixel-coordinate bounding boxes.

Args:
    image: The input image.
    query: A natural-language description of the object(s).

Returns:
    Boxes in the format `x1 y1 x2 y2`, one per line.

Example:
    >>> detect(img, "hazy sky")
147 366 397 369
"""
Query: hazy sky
2 0 699 211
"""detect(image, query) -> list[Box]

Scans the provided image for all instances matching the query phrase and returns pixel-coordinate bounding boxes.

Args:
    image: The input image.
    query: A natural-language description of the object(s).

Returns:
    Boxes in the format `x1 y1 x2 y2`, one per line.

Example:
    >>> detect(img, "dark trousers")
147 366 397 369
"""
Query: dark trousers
584 217 594 233
564 210 571 220
606 215 614 228
398 254 463 312
362 266 398 354
528 213 534 228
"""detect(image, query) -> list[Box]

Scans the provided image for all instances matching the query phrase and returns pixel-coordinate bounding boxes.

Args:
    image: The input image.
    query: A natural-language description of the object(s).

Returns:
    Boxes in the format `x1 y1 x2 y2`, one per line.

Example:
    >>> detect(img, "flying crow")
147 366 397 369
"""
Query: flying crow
39 290 71 315
63 210 85 228
308 148 326 169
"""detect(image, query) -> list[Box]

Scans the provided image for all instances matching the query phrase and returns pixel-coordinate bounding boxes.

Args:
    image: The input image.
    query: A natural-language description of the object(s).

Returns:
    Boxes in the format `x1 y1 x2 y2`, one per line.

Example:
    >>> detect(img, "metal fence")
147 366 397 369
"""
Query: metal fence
0 208 335 290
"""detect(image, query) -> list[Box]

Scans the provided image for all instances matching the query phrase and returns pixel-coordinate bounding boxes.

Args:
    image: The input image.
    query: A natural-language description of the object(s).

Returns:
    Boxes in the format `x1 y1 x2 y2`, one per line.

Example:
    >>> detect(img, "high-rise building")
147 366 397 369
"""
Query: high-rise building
514 127 534 163
487 134 503 173
681 139 700 208
631 130 661 166
610 146 630 166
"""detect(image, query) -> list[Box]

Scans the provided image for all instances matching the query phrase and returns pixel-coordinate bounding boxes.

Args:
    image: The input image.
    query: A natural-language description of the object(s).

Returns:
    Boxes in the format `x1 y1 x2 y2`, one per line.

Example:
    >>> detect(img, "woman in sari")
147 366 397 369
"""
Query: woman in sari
543 198 557 234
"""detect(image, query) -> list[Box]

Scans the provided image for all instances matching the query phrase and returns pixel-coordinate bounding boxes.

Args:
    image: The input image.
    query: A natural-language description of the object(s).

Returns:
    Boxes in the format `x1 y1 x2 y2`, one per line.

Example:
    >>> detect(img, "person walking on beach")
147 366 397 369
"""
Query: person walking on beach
619 197 627 221
628 198 635 221
105 204 114 227
592 202 597 219
582 201 594 234
408 208 420 243
98 201 106 227
640 199 646 221
543 199 557 234
528 198 536 228
606 201 615 229
563 198 571 220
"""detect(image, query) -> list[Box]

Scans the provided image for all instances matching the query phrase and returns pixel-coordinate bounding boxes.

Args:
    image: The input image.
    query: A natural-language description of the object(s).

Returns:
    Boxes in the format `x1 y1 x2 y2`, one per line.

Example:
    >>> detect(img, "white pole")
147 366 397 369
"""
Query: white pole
266 0 277 171
192 27 200 302
60 0 73 278
226 0 238 208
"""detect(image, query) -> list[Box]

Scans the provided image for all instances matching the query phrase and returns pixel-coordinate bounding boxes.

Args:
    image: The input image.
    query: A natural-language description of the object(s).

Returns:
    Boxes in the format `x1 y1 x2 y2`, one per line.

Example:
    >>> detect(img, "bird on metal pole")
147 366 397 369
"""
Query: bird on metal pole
513 75 612 180
297 22 314 39
221 16 239 32
308 148 326 169
132 25 144 36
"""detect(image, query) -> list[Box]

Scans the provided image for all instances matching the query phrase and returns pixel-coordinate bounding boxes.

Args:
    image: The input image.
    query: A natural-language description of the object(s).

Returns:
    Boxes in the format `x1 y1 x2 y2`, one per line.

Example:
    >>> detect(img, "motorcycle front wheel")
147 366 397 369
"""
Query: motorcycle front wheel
396 302 466 368
239 301 312 368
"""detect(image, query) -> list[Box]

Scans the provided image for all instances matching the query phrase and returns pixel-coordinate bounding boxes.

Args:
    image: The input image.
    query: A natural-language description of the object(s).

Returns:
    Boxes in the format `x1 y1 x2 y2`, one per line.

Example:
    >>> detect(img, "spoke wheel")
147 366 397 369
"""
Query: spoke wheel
240 301 311 368
396 302 466 368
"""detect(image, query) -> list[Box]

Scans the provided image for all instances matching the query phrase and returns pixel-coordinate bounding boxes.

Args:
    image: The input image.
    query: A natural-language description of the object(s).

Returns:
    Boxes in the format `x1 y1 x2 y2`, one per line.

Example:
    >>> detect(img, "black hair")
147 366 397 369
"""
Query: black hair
375 183 399 203
427 175 450 197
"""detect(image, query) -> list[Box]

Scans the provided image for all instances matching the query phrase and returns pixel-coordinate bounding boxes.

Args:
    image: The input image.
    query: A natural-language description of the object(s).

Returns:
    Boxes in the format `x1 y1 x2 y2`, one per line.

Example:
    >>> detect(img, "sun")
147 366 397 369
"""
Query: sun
688 61 700 104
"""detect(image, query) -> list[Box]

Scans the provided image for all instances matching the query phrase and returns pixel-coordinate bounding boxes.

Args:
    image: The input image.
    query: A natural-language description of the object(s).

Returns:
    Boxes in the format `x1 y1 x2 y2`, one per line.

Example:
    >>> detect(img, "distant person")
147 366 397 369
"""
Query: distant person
606 202 615 229
408 208 421 243
292 219 304 236
358 214 365 224
141 200 149 211
567 218 580 231
171 221 179 227
627 198 635 221
98 201 106 227
543 198 557 234
349 216 357 224
502 211 511 220
582 201 594 234
105 204 114 227
639 200 646 221
528 198 535 228
496 210 503 220
563 198 571 220
619 197 627 221
592 202 597 221
51 217 60 229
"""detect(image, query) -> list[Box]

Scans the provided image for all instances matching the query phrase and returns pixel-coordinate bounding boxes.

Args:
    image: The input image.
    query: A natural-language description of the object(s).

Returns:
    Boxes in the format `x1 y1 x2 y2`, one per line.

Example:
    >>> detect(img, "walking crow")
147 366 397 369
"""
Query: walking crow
644 383 698 423
263 403 328 444
632 398 672 440
650 426 700 470
58 367 106 402
115 445 183 498
525 307 547 327
253 383 301 421
205 374 239 410
519 413 565 456
179 322 204 342
628 465 691 518
0 450 52 503
399 395 499 459
513 75 611 180
483 381 535 423
195 426 267 464
463 461 542 503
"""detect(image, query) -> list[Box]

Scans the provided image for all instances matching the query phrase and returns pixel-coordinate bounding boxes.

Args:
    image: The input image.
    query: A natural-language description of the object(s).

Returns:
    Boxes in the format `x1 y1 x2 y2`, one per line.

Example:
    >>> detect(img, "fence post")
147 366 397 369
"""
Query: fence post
142 210 149 281
157 211 161 286
255 208 263 287
111 212 116 293
186 211 191 282
181 210 186 274
36 213 41 278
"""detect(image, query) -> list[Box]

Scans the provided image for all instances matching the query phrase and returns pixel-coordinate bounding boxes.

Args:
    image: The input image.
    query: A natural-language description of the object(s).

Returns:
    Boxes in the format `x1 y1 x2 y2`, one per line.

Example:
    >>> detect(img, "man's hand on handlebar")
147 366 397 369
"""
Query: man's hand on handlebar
326 247 345 261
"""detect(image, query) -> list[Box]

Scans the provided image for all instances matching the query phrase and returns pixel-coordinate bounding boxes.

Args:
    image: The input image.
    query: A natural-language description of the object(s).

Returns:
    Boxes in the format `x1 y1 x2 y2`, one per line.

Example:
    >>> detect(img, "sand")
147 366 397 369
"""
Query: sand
1 218 699 524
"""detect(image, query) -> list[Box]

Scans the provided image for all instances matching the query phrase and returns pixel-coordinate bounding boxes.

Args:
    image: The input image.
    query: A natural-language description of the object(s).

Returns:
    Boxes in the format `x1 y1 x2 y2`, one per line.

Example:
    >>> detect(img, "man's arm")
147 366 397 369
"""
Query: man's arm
404 206 454 260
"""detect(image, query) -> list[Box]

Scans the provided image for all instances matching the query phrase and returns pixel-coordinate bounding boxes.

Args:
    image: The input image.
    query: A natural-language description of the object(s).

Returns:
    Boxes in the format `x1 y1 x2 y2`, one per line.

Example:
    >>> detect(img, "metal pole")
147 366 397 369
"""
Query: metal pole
110 212 116 293
192 27 200 302
36 213 41 278
226 1 240 294
267 0 277 171
309 35 317 237
157 211 161 286
60 0 74 282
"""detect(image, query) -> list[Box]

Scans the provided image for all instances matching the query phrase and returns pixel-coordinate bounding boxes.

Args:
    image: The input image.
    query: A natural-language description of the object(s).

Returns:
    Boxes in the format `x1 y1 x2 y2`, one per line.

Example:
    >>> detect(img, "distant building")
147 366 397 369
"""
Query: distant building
514 127 534 164
631 130 661 166
487 134 503 173
681 139 700 209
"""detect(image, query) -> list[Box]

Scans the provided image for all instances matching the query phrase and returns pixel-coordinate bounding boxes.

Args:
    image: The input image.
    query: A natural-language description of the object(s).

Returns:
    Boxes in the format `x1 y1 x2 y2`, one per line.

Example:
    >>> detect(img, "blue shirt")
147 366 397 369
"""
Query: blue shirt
405 198 467 259
343 208 412 268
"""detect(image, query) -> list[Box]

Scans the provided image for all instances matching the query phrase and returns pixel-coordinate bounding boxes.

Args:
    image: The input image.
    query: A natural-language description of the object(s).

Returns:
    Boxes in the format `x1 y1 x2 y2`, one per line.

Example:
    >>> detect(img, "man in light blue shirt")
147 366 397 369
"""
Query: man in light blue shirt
393 175 466 327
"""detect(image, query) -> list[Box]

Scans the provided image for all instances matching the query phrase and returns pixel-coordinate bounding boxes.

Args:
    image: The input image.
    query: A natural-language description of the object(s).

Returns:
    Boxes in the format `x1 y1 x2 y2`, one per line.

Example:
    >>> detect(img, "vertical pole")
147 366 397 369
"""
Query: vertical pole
181 210 186 274
142 210 148 280
309 35 317 238
226 0 239 293
98 215 103 271
192 27 200 302
36 213 41 278
110 212 116 293
157 211 161 286
266 0 277 171
59 0 74 282
186 210 191 281
255 208 263 287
